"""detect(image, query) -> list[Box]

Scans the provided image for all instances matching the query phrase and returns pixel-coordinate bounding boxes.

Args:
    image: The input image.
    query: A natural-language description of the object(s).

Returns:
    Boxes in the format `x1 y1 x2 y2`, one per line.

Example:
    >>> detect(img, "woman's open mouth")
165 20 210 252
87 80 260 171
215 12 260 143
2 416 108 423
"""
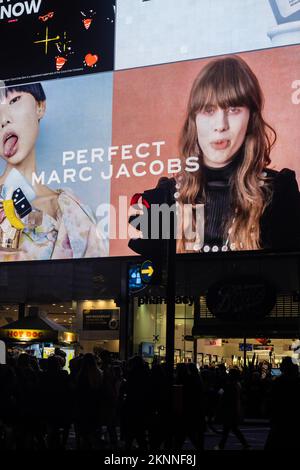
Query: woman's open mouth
211 139 230 150
3 132 19 158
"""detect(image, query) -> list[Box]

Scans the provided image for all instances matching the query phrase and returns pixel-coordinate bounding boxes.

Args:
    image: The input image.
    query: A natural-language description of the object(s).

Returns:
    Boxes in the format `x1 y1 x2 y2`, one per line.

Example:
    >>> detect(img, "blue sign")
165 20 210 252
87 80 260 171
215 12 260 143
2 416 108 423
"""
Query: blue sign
128 261 155 292
128 264 143 292
239 343 253 352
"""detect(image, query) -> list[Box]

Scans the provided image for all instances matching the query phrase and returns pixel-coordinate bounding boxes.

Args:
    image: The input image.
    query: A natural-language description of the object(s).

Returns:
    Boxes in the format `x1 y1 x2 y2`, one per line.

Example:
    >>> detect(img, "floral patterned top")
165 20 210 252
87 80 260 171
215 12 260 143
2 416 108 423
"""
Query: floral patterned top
0 189 107 262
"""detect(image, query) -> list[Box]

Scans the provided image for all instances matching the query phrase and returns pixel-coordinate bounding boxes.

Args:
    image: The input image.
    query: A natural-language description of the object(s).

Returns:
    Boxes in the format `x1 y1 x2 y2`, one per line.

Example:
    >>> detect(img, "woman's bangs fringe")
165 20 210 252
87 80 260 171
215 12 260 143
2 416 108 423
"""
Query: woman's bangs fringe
193 70 250 114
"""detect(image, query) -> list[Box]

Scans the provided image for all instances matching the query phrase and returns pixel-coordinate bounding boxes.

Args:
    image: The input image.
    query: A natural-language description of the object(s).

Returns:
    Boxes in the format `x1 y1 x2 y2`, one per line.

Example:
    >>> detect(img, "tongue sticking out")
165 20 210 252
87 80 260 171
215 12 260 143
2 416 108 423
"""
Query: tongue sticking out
4 135 18 158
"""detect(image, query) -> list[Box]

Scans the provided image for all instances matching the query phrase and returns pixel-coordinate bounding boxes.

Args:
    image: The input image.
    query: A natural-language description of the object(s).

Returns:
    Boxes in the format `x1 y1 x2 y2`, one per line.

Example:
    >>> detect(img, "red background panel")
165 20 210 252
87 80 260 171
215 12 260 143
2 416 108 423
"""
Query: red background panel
110 45 300 256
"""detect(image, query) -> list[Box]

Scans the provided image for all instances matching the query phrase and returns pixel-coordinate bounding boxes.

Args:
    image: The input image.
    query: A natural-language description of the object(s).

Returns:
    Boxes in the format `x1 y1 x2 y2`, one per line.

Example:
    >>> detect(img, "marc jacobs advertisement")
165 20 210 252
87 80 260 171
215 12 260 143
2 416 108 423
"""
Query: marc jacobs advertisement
0 2 299 262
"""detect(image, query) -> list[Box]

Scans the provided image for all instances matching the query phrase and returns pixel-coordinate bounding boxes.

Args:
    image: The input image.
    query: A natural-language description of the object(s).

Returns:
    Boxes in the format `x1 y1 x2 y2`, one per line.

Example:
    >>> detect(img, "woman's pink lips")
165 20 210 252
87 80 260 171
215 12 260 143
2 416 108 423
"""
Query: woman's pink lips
211 139 230 150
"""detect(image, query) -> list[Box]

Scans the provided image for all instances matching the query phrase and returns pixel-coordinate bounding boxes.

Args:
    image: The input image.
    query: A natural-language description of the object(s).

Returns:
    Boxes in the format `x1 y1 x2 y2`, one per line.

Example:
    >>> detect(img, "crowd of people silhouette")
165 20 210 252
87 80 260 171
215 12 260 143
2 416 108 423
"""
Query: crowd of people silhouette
0 350 299 451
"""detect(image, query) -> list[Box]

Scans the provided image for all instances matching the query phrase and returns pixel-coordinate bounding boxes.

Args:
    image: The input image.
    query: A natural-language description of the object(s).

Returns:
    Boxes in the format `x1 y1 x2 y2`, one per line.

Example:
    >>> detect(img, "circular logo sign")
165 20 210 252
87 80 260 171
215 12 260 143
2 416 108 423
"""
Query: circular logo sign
206 276 277 322
109 319 119 330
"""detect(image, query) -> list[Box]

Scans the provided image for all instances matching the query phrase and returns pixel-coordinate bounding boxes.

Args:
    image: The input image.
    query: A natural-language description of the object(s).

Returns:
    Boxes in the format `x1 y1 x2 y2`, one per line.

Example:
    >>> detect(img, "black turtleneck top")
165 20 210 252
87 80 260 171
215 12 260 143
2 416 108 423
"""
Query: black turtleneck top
203 158 238 247
128 151 300 256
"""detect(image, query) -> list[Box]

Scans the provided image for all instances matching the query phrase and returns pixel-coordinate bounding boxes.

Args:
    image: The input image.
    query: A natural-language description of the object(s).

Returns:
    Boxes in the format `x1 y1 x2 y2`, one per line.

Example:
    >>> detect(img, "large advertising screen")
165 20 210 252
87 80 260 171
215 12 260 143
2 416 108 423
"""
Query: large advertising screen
0 0 115 84
115 0 300 69
115 46 300 256
0 0 299 261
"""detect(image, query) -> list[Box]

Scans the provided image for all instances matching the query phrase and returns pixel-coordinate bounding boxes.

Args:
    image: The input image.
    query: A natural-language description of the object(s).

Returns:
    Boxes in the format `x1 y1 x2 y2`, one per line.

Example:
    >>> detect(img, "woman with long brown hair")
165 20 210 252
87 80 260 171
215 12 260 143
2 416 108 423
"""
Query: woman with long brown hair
129 55 300 255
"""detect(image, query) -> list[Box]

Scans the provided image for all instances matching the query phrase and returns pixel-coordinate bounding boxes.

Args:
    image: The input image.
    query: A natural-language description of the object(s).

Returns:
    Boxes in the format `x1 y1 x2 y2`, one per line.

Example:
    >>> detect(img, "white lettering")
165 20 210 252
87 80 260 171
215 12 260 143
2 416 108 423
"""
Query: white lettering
77 149 88 165
132 162 146 176
185 156 199 172
12 3 24 17
149 159 164 175
167 158 181 174
96 204 112 239
48 170 61 184
0 0 42 19
108 146 119 161
136 143 150 158
152 140 165 157
62 151 75 166
101 165 113 180
118 196 128 239
31 171 45 186
128 210 148 240
79 167 92 182
63 169 76 183
292 80 300 104
91 148 104 163
116 163 130 178
25 0 42 15
0 4 11 19
121 144 133 160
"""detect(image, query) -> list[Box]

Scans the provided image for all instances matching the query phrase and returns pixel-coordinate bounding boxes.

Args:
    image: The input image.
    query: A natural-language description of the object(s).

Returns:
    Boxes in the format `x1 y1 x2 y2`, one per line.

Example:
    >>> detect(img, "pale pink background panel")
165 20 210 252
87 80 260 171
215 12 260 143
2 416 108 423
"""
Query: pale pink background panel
110 45 300 256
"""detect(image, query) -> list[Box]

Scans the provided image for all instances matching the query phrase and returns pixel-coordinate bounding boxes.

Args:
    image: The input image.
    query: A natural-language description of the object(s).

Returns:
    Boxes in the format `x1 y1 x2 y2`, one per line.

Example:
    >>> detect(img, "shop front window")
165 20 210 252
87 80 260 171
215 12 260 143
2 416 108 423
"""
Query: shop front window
133 297 194 363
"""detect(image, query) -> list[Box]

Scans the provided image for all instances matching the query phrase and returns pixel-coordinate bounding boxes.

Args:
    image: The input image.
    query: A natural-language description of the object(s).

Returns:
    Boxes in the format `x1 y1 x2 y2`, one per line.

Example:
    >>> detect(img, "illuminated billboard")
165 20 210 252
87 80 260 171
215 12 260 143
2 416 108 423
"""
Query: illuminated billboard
0 0 299 261
115 0 300 69
0 73 112 260
0 0 115 85
116 47 300 256
115 0 300 256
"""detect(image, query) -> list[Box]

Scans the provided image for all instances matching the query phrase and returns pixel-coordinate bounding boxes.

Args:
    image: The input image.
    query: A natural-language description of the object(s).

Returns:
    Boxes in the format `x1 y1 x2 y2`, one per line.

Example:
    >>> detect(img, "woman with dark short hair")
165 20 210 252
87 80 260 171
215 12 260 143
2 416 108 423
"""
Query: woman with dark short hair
0 83 107 260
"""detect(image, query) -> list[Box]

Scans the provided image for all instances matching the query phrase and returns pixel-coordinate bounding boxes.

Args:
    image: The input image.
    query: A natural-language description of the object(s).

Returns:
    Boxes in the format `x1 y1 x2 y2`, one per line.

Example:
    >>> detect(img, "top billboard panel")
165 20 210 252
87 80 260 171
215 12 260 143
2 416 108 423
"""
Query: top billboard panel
115 0 300 70
0 0 115 85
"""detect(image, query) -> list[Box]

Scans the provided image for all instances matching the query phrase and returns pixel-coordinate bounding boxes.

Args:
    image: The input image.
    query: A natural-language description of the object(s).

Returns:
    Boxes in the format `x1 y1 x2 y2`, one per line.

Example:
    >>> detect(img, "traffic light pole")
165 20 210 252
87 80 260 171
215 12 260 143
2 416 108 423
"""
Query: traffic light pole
165 217 176 380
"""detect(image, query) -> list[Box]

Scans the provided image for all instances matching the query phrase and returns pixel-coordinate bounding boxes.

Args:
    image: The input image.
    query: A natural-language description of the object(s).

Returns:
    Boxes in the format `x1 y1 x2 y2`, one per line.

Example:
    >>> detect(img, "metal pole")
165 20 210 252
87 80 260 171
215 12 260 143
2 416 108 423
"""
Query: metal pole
165 216 176 380
193 337 198 364
18 303 25 320
193 297 201 364
119 260 131 361
243 336 247 371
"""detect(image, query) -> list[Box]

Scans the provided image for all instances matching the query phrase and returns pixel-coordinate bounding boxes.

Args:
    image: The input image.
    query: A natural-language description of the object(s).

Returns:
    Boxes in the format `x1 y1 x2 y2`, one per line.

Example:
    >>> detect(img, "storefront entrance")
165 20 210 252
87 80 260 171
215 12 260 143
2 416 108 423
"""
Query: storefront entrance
132 295 300 368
